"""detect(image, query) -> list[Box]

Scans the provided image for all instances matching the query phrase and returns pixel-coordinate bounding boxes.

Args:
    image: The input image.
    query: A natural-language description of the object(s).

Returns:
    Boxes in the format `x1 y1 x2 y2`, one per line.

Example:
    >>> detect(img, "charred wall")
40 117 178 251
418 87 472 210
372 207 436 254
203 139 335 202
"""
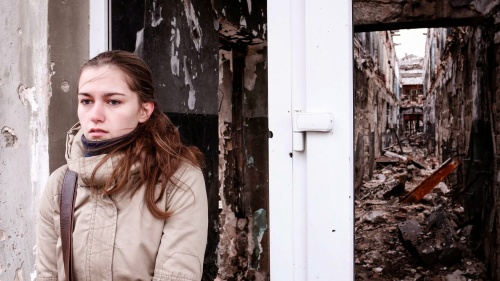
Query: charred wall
423 24 499 278
354 31 399 188
214 1 269 280
218 44 269 281
354 0 499 31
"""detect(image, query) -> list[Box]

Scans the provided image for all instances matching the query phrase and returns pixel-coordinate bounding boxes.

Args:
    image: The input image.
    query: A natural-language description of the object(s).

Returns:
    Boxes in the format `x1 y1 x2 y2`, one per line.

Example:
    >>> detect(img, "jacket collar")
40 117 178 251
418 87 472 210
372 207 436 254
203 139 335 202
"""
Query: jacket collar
65 123 139 188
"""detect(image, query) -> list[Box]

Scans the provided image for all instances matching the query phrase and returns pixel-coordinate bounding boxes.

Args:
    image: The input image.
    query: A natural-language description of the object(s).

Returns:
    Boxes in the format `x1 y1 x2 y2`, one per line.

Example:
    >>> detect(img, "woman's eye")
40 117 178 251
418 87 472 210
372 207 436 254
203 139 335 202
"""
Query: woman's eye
80 99 92 105
108 100 121 106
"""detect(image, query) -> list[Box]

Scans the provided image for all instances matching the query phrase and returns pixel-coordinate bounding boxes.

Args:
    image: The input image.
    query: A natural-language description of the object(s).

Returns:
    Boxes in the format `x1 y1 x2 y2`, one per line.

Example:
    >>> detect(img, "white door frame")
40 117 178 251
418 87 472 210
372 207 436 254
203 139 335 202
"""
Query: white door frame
269 0 354 279
89 0 110 57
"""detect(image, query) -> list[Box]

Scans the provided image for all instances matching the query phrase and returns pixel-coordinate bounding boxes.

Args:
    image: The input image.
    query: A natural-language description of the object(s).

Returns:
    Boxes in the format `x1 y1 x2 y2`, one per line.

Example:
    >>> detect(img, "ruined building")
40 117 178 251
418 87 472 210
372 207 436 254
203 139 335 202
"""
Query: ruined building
423 25 498 279
355 0 500 279
399 54 425 136
354 31 400 188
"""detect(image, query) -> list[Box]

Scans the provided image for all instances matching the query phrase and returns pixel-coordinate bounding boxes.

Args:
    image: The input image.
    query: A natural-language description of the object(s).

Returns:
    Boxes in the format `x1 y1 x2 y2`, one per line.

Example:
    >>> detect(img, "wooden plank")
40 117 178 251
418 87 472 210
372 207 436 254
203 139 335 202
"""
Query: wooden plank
400 158 460 204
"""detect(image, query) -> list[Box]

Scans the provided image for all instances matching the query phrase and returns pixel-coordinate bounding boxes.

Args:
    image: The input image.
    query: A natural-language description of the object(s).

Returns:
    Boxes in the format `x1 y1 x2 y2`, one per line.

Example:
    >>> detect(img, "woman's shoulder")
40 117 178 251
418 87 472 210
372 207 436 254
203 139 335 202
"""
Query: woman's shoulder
168 161 204 191
45 165 70 196
173 161 204 183
175 161 202 176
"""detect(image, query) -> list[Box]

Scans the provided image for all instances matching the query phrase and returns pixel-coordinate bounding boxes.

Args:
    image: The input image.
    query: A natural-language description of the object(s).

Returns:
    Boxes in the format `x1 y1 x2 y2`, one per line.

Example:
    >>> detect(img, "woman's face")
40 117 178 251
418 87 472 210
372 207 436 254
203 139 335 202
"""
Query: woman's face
78 65 153 140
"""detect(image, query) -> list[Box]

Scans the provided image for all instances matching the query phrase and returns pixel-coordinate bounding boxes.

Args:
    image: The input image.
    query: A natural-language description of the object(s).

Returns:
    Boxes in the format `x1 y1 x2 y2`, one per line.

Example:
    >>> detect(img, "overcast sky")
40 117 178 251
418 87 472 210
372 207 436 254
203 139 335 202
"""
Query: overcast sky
393 28 427 59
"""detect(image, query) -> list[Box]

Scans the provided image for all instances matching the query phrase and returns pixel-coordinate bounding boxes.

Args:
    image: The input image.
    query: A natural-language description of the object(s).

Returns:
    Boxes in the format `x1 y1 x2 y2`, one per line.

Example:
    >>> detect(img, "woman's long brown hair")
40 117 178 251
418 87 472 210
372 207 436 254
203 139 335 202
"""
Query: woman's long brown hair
81 50 204 219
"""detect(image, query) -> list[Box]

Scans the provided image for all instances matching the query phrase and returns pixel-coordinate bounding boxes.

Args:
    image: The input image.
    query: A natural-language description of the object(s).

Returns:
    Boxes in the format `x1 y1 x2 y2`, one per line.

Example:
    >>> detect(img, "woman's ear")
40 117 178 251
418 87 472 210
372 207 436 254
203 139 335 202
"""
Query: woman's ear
139 102 154 123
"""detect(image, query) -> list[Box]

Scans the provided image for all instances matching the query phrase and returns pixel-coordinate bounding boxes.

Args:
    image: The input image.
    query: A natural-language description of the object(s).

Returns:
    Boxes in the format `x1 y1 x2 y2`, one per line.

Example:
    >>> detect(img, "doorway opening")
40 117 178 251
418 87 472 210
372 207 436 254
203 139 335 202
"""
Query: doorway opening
110 1 270 280
354 24 495 280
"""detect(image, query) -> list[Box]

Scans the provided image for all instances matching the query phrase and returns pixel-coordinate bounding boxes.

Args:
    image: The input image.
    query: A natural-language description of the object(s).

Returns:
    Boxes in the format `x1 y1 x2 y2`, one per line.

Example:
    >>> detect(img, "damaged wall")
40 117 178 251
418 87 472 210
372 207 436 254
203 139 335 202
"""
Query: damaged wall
218 44 269 281
423 24 499 278
214 1 269 280
354 0 500 31
354 31 400 188
0 1 50 280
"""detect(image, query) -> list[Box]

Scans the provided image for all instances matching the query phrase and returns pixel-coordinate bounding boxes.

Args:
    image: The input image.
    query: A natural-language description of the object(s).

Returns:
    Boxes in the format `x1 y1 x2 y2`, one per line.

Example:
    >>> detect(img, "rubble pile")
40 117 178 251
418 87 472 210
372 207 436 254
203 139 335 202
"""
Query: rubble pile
355 147 487 280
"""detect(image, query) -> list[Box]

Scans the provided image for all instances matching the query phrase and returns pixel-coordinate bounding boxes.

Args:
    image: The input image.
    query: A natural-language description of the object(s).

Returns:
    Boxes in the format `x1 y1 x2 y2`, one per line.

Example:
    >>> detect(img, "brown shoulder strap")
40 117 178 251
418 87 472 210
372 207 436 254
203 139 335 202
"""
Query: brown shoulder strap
60 169 78 281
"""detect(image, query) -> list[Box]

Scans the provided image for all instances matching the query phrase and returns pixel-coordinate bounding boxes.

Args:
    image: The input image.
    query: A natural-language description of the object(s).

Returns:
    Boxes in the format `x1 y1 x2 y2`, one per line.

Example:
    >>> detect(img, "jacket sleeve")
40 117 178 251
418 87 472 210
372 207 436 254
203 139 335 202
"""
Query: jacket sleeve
153 165 208 281
36 167 65 281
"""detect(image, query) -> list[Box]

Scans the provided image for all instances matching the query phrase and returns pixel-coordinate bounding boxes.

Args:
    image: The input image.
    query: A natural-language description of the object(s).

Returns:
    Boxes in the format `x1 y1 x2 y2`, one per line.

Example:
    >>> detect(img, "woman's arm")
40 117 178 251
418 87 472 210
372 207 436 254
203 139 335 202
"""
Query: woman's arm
153 165 208 281
36 167 65 280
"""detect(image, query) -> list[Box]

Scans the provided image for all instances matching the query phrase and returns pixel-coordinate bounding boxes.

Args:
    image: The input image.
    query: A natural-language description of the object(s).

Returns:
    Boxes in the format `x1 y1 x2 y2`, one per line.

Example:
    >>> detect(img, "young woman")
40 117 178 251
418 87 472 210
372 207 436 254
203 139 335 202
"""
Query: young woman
36 50 208 280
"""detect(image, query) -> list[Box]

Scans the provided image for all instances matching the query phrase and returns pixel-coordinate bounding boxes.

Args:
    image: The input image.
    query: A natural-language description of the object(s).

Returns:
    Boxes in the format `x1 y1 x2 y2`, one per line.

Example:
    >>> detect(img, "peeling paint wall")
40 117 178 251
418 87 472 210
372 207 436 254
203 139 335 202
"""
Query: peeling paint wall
214 0 267 43
217 44 269 281
0 1 50 280
140 0 220 115
354 31 399 188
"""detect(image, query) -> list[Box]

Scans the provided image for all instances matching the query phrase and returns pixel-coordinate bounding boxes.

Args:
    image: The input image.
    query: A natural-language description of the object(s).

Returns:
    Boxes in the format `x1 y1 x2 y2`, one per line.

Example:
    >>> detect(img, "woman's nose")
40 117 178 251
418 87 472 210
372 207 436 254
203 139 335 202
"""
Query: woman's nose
90 102 105 123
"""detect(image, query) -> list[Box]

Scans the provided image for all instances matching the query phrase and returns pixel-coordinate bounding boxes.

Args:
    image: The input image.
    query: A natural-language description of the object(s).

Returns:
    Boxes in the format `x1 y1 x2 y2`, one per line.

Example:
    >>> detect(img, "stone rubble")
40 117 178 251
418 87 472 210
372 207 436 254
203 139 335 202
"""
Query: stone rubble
355 146 487 280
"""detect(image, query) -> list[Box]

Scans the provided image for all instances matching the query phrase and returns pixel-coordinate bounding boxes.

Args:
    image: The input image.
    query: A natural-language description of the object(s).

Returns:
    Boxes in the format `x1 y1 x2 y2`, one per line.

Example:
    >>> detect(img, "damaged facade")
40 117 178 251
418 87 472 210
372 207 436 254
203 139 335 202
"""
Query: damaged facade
217 20 269 281
399 54 424 136
354 31 400 188
0 1 51 280
423 24 499 279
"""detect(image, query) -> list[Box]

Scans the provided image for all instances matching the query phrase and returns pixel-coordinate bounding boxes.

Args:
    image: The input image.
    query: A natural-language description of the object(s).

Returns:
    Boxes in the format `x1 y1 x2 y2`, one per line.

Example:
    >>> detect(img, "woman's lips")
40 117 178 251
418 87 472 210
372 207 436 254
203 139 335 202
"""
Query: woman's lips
89 128 108 138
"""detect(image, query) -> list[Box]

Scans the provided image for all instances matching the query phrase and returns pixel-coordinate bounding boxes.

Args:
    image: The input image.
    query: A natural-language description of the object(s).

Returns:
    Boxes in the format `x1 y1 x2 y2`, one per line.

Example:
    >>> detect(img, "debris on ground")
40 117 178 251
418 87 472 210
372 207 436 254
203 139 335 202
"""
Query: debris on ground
400 157 460 203
355 146 487 280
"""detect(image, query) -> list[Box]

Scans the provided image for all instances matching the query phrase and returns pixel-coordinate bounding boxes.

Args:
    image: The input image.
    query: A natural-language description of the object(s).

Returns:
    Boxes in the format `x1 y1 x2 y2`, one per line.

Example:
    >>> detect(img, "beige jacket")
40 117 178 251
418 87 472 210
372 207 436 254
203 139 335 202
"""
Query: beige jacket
36 124 208 281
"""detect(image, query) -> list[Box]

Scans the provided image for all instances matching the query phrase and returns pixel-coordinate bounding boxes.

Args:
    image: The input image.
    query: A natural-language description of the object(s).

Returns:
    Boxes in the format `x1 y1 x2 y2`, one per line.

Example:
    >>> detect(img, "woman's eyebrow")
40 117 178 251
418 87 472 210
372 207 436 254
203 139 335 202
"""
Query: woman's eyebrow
103 92 126 97
77 92 125 97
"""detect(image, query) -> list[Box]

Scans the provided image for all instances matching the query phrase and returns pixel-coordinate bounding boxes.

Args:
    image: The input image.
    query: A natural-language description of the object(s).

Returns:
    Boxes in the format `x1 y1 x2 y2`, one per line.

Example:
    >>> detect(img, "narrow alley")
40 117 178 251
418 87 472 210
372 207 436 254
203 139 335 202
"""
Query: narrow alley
354 25 497 280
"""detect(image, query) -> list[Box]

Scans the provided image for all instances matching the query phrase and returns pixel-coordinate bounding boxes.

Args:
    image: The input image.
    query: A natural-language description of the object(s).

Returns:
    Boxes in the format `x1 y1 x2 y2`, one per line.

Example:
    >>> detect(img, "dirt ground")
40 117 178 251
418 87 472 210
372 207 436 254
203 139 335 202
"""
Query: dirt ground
355 144 488 281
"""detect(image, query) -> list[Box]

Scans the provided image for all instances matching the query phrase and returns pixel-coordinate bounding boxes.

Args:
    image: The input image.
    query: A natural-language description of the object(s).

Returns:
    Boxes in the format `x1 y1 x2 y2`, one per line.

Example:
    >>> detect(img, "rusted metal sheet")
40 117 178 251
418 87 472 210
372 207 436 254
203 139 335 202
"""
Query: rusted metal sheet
400 158 460 204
